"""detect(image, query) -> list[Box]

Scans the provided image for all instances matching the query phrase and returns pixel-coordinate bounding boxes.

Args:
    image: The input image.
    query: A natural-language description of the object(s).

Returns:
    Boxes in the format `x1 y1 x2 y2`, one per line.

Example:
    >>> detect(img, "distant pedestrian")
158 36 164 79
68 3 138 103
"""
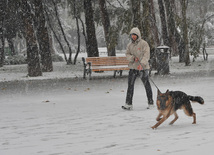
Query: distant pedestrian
122 27 154 110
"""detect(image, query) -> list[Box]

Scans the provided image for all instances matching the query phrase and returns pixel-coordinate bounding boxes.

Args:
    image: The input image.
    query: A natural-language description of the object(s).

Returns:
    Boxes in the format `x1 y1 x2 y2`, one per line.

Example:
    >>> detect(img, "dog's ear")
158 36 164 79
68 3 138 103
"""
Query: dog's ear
157 89 161 95
166 89 170 95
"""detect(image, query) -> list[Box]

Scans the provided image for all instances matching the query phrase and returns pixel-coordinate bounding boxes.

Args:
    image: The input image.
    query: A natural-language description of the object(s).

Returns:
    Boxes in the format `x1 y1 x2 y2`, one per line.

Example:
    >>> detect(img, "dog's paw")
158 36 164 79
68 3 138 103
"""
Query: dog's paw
169 122 174 125
151 126 156 129
156 118 162 121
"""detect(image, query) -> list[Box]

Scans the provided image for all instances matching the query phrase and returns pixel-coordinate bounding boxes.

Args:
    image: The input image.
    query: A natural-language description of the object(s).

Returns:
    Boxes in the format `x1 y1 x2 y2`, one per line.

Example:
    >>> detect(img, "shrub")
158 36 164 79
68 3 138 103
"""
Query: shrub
4 54 64 65
51 54 64 62
4 55 27 65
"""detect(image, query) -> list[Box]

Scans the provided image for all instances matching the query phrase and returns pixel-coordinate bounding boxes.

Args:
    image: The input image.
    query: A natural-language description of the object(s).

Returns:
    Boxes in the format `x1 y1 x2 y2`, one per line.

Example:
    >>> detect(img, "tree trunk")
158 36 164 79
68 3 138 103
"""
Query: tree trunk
170 0 185 62
21 0 42 77
181 0 190 66
34 0 53 72
142 1 156 51
131 0 141 29
142 0 158 71
0 37 4 67
0 0 6 67
99 0 115 56
84 0 99 57
149 0 160 70
142 0 150 41
44 8 68 62
164 0 178 56
49 34 56 54
149 0 160 46
52 0 73 64
7 38 16 56
73 0 81 64
158 0 169 46
79 16 90 56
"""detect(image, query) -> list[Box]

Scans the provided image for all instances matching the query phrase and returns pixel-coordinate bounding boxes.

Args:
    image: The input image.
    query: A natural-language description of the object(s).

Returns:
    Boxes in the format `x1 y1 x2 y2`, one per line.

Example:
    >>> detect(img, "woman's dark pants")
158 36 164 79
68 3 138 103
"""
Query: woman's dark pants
125 69 153 105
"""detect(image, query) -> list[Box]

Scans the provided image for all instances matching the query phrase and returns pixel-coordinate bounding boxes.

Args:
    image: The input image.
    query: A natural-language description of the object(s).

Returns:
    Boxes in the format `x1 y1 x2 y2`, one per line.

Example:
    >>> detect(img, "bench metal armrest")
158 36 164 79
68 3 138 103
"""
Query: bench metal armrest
82 57 92 79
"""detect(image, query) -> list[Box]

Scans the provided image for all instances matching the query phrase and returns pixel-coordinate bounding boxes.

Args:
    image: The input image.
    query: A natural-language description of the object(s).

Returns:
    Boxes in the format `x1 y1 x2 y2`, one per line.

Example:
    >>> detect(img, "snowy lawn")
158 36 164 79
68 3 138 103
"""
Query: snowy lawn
0 54 214 155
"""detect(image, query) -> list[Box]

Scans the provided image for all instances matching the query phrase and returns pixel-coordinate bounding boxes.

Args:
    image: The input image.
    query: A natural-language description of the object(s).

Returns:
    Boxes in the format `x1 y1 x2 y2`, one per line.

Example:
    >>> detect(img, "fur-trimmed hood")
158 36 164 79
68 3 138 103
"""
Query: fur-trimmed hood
130 27 141 42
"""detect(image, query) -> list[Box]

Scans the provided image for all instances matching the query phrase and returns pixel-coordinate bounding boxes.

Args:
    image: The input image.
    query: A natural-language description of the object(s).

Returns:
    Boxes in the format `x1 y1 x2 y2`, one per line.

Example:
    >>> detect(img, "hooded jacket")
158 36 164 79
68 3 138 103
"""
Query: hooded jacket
126 27 150 70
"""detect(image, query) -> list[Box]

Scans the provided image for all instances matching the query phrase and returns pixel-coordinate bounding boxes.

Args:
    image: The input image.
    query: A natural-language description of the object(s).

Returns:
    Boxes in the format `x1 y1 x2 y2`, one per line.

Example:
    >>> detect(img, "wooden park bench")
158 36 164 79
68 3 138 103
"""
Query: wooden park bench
82 56 129 79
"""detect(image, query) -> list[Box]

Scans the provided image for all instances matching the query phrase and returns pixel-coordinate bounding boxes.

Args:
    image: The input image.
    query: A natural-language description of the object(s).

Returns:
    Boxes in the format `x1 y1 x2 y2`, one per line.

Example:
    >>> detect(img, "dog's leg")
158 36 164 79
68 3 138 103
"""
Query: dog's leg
169 112 178 125
156 113 162 121
151 115 169 129
192 113 196 124
182 104 196 124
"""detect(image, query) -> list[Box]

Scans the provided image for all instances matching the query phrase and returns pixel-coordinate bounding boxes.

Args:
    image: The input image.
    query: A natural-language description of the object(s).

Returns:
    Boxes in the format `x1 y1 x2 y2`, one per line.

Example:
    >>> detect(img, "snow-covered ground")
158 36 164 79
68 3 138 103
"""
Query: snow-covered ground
0 52 214 155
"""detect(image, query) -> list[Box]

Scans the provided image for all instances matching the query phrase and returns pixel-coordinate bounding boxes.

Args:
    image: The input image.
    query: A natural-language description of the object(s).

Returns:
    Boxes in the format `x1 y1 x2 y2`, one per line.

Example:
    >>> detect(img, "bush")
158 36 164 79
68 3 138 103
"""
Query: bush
4 54 64 65
51 54 64 62
4 55 27 65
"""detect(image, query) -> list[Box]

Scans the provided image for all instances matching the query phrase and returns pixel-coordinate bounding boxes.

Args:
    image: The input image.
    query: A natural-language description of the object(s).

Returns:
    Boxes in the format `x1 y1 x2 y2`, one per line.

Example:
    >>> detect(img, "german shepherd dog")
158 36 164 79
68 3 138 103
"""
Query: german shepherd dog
151 90 204 129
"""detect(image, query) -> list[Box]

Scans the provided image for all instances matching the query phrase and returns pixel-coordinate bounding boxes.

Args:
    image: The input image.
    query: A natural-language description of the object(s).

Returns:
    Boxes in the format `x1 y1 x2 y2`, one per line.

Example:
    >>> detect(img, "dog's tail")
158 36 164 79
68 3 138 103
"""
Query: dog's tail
188 95 204 104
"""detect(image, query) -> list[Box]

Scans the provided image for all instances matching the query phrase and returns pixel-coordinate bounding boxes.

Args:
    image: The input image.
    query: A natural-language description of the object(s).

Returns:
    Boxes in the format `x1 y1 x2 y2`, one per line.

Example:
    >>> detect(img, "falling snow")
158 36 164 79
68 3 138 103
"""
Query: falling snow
0 52 214 155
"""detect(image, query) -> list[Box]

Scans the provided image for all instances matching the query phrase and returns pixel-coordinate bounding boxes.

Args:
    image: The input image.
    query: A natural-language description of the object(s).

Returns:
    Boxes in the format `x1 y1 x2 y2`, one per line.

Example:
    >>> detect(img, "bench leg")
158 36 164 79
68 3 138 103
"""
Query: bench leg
83 68 86 79
83 68 92 80
113 71 117 78
113 70 123 78
82 57 87 79
120 70 123 76
89 70 92 80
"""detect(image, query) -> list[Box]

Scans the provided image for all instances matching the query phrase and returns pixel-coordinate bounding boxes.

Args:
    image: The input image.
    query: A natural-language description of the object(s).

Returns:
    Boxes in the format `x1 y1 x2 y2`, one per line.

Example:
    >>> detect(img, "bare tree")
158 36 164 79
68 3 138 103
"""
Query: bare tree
131 0 141 29
52 0 73 64
149 0 160 46
180 0 190 66
99 0 115 56
34 0 53 72
148 0 160 70
44 5 68 62
0 0 6 67
4 0 18 56
142 1 156 52
21 0 42 77
73 0 81 64
142 0 150 41
84 0 99 57
158 0 169 46
164 0 178 56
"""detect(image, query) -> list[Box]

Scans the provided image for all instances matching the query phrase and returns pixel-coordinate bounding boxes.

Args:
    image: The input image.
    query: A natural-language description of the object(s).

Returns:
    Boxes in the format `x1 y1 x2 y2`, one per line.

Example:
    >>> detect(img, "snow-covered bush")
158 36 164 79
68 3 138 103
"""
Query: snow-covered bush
51 54 64 62
4 54 64 65
4 55 27 65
